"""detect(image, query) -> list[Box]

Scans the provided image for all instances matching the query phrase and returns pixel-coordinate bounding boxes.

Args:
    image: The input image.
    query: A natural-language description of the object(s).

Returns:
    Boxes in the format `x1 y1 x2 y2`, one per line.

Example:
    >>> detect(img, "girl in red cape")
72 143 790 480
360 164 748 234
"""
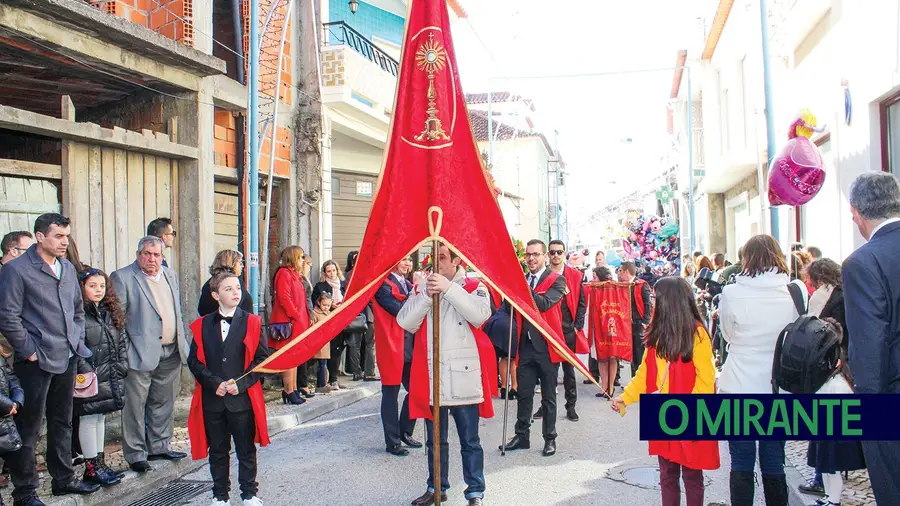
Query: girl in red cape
612 276 719 506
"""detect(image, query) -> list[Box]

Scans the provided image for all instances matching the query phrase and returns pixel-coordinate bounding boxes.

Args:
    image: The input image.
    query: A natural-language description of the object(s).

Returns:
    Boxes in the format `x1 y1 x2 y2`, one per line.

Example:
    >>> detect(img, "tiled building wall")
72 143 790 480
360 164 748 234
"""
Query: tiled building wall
328 0 404 45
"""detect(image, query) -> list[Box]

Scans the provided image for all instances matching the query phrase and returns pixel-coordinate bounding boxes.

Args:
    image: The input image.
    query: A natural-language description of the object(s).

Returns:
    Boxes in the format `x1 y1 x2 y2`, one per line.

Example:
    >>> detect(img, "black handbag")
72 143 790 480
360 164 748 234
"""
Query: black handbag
345 314 367 332
266 322 293 342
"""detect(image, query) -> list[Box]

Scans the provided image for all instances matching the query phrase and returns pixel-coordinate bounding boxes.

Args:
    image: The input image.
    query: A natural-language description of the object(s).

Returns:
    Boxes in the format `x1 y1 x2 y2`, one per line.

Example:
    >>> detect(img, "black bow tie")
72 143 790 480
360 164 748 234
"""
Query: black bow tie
215 313 233 324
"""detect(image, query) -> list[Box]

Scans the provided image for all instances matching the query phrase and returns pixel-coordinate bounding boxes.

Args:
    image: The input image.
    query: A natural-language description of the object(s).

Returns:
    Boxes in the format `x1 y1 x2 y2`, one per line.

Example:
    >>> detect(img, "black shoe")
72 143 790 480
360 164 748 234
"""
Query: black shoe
51 479 101 496
12 496 46 506
363 376 381 382
566 408 579 421
83 457 121 487
298 388 316 399
500 435 530 451
500 387 507 399
582 379 593 385
129 461 152 473
799 479 826 497
508 389 518 400
468 498 484 506
542 439 557 456
386 445 409 456
352 374 363 381
533 407 543 419
410 491 448 506
147 450 187 461
282 390 306 405
401 434 423 448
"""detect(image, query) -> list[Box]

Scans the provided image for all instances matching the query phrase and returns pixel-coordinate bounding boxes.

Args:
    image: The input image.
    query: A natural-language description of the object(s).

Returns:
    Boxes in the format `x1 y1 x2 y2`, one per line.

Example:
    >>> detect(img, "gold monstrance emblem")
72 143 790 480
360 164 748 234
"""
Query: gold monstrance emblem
414 33 450 141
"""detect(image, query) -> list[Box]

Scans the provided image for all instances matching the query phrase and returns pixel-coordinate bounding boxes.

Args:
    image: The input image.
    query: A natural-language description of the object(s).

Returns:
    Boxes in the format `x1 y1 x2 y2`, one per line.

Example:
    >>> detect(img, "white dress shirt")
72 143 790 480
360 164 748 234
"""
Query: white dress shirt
527 268 545 290
870 217 900 240
219 308 237 342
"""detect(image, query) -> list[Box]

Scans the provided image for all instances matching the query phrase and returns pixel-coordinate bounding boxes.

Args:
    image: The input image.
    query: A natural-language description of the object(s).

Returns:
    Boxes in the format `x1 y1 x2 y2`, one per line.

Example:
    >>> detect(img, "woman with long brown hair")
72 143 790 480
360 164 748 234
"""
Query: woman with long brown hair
269 246 312 405
717 235 808 505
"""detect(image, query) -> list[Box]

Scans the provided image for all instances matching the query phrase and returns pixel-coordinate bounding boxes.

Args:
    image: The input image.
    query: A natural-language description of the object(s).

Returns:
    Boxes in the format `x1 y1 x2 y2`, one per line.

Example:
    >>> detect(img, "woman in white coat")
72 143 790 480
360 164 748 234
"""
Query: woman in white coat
717 235 808 506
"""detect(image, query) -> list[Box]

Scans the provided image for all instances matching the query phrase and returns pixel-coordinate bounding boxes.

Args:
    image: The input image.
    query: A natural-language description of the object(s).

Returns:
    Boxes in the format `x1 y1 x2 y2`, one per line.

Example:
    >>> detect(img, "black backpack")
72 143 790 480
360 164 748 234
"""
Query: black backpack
771 283 842 394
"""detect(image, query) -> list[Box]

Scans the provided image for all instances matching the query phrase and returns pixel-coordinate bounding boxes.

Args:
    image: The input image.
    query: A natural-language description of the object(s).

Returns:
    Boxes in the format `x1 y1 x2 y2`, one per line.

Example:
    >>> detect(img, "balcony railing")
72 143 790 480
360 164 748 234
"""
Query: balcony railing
323 21 399 77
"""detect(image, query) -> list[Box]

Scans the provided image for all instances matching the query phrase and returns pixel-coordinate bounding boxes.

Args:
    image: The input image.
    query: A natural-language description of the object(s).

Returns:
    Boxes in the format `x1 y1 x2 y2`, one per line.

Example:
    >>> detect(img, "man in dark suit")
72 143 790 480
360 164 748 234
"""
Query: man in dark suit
617 261 652 378
842 172 900 505
502 239 567 457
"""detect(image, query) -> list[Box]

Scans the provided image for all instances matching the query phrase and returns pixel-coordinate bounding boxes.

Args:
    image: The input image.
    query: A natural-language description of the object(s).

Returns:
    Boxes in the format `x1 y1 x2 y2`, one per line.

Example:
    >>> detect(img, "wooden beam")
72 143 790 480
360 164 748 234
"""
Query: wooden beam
0 158 61 179
0 104 198 159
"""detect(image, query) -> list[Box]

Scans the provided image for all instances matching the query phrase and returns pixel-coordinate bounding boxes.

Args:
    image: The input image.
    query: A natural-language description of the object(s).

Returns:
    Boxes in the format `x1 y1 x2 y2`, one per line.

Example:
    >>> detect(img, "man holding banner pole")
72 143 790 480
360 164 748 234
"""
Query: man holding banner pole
399 243 494 506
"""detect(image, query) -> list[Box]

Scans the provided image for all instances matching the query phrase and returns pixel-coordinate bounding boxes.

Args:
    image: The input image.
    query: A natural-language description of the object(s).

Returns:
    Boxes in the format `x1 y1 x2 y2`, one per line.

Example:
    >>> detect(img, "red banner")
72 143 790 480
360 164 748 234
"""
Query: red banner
248 0 591 383
586 282 633 361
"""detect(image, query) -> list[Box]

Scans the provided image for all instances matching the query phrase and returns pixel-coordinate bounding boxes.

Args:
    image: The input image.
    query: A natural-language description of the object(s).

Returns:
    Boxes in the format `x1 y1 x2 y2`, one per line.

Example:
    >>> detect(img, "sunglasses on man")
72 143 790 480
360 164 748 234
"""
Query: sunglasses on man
548 250 565 256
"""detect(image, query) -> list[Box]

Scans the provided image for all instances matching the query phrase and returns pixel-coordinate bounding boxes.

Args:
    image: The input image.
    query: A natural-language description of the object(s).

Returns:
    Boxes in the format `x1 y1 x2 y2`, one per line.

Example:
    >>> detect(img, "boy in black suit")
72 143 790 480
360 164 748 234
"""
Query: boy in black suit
187 273 270 506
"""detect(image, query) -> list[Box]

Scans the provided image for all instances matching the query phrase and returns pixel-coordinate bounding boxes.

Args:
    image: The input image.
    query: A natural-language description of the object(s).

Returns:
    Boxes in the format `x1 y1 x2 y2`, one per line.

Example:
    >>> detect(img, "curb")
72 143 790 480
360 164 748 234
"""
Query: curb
785 459 813 506
45 383 381 506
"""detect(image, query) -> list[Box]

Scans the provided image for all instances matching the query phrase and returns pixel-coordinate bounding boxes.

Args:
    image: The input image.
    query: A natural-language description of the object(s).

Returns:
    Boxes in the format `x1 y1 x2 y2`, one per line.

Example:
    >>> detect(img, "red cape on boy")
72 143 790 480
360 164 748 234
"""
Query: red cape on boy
187 314 270 460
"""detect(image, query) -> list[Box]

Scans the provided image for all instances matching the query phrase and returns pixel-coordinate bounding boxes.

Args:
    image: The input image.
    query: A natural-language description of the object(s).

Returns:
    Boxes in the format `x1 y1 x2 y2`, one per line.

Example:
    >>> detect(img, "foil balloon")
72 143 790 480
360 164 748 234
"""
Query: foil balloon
768 109 827 206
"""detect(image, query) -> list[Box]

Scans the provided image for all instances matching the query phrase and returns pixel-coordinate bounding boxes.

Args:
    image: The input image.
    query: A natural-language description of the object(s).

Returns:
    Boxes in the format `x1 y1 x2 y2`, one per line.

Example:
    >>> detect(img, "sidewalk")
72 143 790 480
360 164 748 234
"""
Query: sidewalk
0 378 381 506
785 440 875 506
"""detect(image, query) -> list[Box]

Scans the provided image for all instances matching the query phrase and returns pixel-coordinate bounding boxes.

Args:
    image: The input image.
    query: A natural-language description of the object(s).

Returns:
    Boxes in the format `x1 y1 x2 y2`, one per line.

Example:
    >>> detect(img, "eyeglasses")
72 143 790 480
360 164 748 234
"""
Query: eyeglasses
548 250 565 256
524 252 543 258
13 247 28 253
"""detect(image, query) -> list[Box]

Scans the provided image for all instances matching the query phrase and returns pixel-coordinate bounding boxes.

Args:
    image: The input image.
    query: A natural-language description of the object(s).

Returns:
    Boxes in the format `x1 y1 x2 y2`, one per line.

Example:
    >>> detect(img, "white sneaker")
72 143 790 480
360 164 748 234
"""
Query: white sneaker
209 499 229 506
243 497 264 506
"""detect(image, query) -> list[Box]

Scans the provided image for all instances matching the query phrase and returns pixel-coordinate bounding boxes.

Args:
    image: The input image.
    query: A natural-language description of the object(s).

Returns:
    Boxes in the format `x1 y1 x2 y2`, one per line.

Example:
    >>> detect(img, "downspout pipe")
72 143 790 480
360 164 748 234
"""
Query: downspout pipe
760 0 780 241
233 0 245 84
248 0 260 313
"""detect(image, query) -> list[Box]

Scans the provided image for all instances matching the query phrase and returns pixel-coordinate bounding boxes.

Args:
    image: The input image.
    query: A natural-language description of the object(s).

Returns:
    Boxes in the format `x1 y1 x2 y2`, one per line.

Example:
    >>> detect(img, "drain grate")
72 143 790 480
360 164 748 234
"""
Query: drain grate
125 479 211 506
608 465 713 491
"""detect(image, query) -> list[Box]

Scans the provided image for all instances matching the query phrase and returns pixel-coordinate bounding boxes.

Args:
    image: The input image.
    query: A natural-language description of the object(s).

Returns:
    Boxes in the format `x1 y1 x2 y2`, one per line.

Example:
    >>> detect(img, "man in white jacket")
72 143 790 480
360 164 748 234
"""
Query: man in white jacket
398 244 492 506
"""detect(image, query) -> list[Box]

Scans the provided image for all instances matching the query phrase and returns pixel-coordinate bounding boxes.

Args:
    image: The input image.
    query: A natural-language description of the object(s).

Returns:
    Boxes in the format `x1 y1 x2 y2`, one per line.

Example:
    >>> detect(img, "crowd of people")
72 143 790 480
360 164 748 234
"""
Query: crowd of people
0 171 899 506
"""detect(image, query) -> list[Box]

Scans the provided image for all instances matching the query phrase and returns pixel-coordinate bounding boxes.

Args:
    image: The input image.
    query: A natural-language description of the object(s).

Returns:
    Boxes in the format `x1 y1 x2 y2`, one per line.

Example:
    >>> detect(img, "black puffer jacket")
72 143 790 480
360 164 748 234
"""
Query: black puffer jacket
75 303 128 416
0 361 23 454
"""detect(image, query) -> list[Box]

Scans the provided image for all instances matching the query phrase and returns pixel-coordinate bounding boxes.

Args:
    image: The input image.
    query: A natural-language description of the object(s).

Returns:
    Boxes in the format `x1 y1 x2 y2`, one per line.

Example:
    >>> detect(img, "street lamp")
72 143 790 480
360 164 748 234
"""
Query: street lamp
349 0 359 14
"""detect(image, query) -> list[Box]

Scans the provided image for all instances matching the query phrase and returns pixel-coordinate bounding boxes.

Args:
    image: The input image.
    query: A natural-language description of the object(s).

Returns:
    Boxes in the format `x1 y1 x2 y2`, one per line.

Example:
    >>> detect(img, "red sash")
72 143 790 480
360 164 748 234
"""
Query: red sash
562 266 589 354
373 276 411 386
516 271 567 364
409 278 498 419
633 278 649 320
187 315 270 460
644 339 719 471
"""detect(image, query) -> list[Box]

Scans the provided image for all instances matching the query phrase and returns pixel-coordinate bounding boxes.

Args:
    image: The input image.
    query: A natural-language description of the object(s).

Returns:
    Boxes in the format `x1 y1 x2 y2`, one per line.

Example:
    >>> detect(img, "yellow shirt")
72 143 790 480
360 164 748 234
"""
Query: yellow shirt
621 327 716 405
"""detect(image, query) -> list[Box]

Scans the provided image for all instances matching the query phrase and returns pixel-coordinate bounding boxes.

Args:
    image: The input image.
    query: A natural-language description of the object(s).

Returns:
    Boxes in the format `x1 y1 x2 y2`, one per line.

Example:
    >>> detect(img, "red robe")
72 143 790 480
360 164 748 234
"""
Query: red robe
644 345 719 470
187 315 270 460
517 271 567 364
373 276 411 386
409 278 498 419
562 265 589 354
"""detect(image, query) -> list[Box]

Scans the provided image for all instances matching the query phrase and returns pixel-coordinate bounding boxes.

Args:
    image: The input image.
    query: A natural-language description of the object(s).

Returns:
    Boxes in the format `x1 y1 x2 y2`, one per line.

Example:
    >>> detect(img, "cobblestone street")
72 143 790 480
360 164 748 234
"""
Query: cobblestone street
785 440 875 506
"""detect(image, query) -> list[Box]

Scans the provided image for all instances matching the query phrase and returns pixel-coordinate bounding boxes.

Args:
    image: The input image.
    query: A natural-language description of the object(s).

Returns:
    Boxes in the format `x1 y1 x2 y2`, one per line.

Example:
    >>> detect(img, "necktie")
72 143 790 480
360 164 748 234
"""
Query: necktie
528 274 536 290
215 313 233 324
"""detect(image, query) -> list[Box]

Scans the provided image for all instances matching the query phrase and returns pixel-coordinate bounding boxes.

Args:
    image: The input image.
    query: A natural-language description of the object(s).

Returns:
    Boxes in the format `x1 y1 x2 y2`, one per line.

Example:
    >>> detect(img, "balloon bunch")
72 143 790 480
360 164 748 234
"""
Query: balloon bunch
768 108 827 206
621 213 680 265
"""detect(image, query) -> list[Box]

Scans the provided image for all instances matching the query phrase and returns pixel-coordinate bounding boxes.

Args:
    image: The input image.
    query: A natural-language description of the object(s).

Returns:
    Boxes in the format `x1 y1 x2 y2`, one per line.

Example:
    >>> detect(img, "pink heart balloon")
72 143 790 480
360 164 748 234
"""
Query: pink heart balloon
768 136 825 206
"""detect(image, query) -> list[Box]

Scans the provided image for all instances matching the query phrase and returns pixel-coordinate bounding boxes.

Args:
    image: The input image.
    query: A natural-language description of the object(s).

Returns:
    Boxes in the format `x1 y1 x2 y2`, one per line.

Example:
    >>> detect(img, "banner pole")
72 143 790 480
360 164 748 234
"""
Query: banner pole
431 239 442 505
500 305 514 456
